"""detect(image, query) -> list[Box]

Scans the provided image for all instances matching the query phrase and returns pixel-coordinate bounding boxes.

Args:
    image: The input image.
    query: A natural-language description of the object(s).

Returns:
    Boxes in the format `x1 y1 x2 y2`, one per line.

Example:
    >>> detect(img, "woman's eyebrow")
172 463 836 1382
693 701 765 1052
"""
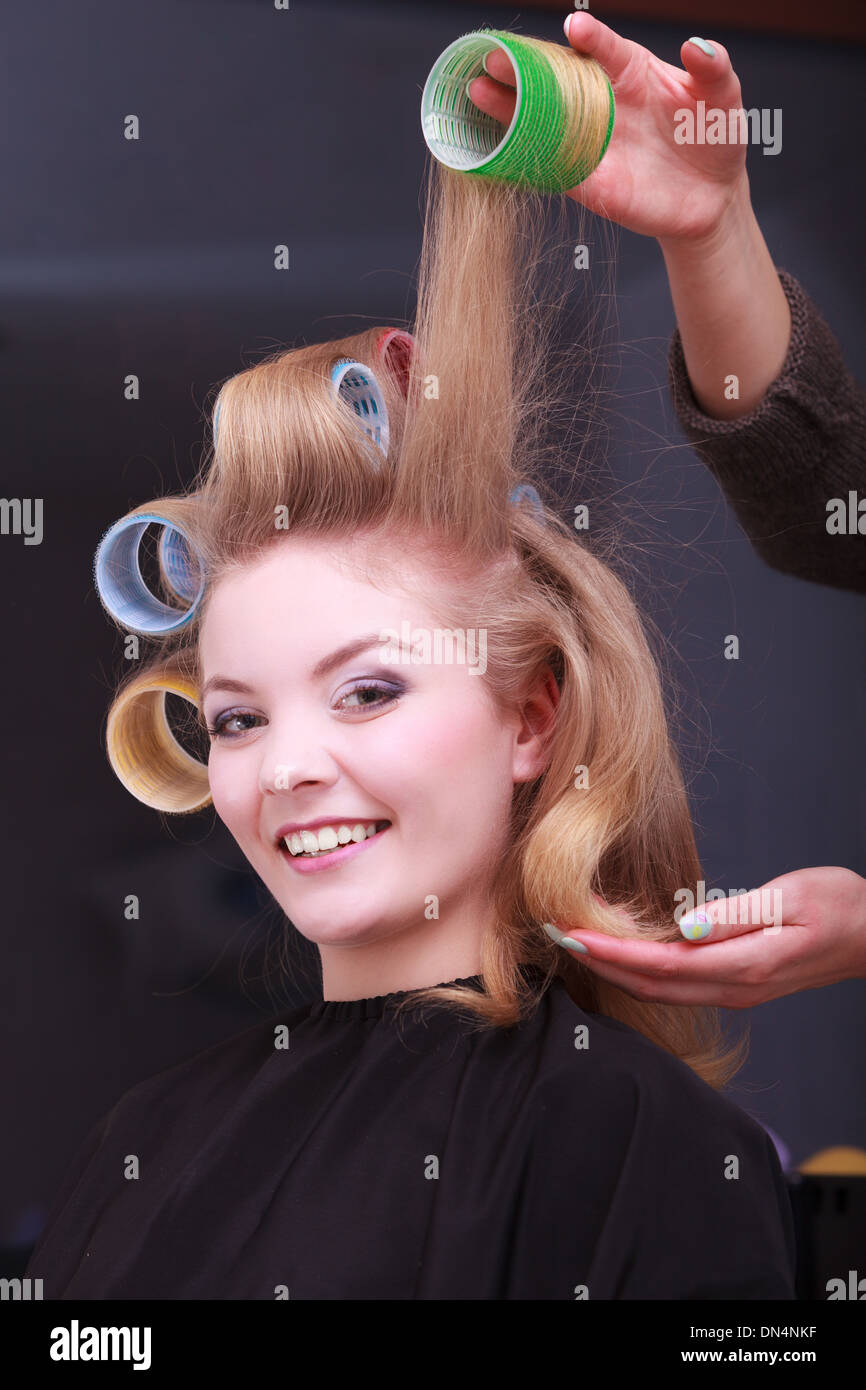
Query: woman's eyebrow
199 632 387 702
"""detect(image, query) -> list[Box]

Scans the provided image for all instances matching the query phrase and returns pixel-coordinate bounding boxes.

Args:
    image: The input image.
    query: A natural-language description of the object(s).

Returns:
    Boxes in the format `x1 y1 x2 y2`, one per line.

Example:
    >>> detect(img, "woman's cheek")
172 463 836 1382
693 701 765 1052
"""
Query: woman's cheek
207 753 252 828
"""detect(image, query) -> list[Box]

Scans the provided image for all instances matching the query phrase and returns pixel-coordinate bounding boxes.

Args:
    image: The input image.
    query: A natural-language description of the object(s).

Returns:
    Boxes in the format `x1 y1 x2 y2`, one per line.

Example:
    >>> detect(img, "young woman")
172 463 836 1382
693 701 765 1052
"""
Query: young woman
26 25 797 1300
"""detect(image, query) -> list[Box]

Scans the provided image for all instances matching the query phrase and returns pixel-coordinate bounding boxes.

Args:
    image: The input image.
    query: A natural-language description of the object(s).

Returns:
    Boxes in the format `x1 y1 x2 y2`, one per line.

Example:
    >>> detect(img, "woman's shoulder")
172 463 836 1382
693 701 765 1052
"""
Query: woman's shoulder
104 1000 310 1132
25 1002 311 1281
520 978 796 1299
532 976 774 1153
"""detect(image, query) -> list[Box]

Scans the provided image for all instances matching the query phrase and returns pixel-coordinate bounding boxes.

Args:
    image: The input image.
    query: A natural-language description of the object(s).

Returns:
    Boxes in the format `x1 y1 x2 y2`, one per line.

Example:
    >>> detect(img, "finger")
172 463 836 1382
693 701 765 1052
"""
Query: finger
564 11 636 83
481 47 516 88
679 37 741 102
586 889 774 955
573 953 747 1007
465 73 517 126
554 921 802 984
677 886 787 944
680 36 733 84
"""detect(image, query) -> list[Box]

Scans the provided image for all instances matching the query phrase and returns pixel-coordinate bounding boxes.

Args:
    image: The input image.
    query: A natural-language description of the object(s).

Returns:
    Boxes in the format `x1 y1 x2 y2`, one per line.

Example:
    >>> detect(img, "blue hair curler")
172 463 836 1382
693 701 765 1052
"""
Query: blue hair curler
159 525 201 603
509 484 545 520
330 359 390 459
94 511 206 636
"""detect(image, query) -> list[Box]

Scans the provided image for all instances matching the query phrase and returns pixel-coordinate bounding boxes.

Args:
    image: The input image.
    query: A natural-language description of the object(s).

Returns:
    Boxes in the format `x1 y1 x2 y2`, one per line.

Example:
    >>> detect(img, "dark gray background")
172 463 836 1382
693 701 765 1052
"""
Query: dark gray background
2 0 864 1257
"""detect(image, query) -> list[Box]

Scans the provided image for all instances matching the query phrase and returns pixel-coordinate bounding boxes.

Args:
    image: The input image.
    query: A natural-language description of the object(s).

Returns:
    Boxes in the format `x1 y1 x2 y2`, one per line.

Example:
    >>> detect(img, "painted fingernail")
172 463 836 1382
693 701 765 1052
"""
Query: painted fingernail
679 909 713 941
542 921 589 954
687 37 716 58
563 14 573 41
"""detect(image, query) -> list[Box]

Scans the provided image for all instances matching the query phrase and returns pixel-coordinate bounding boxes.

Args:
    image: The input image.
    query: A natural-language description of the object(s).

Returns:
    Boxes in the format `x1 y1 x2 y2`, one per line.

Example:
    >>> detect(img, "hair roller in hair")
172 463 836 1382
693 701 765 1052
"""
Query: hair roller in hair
94 504 206 636
158 524 201 604
509 484 545 520
106 669 211 813
421 28 614 192
330 358 390 459
376 328 416 401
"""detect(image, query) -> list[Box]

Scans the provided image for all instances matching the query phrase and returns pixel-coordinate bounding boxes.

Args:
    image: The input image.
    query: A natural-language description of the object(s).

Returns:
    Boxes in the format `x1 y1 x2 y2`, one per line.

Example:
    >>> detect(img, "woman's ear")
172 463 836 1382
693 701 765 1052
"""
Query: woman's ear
512 662 560 784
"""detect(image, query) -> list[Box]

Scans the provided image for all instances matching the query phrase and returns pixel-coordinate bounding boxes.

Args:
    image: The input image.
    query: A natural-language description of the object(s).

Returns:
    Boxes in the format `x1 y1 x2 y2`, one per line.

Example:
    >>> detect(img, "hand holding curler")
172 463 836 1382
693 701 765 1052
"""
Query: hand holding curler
468 12 749 241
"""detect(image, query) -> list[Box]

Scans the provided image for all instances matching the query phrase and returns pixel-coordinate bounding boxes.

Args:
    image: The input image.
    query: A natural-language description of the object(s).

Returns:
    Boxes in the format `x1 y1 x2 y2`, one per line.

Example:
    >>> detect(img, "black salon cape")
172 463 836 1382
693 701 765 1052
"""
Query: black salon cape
27 971 797 1300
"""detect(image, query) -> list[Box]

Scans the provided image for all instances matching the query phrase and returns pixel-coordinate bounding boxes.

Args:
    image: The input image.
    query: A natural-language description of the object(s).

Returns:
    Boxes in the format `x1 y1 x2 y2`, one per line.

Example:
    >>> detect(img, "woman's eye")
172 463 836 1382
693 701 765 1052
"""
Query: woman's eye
206 711 262 740
336 681 403 712
205 682 402 740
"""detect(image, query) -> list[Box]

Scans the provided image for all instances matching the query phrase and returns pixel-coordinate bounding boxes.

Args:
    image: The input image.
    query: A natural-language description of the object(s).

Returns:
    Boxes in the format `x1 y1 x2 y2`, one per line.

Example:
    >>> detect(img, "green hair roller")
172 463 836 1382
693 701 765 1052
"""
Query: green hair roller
421 28 615 193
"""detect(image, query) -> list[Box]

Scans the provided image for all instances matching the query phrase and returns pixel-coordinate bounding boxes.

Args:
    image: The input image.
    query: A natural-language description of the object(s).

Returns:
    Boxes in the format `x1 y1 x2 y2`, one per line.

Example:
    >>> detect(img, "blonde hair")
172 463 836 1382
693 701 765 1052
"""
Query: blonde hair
101 146 748 1089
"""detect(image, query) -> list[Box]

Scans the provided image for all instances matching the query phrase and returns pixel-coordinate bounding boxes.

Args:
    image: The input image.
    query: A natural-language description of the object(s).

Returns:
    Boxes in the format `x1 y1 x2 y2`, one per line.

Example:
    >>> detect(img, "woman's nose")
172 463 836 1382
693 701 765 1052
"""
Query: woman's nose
256 720 339 795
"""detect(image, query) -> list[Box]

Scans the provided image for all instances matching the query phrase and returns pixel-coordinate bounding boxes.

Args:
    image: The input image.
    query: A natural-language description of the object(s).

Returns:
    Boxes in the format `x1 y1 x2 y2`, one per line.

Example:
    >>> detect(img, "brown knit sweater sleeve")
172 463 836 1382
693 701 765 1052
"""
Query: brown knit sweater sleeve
666 268 866 593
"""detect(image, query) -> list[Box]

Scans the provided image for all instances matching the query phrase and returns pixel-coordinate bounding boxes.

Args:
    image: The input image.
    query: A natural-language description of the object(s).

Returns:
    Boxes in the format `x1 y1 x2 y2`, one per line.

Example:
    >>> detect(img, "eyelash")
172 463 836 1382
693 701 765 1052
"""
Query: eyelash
203 680 404 741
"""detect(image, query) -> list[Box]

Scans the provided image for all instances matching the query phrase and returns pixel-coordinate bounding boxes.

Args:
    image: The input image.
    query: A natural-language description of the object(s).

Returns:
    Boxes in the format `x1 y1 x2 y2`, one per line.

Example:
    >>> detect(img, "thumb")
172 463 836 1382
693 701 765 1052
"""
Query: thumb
678 886 784 943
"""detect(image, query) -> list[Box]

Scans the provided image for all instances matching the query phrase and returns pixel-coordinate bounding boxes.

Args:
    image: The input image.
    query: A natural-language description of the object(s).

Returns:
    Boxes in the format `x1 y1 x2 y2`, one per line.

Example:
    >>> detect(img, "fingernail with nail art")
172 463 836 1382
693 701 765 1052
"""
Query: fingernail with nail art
679 909 713 941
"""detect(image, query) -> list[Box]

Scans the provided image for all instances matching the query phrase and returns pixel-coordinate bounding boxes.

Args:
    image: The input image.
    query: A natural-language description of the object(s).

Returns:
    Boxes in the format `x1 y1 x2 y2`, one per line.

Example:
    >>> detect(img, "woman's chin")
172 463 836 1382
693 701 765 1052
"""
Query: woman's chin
291 915 401 948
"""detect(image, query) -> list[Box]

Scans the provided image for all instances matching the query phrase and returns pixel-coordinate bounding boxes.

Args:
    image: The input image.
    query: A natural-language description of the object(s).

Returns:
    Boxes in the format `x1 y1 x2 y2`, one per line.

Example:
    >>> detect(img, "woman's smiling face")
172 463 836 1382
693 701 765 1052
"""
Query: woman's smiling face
198 535 547 994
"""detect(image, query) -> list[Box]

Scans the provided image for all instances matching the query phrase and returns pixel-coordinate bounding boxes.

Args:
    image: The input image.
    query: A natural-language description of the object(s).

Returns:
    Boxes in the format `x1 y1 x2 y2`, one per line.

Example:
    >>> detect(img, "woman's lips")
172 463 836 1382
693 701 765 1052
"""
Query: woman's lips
278 823 391 874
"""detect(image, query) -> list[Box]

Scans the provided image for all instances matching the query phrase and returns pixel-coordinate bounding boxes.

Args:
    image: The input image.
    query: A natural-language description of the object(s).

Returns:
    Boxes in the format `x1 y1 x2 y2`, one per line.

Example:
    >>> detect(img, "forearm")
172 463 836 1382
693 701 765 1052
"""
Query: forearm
657 173 791 419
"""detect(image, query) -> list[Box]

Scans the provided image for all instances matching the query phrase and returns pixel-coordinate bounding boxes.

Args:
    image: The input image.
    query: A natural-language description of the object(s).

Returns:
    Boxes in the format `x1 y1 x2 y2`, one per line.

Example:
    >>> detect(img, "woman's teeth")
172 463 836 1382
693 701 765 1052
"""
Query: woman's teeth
283 821 389 857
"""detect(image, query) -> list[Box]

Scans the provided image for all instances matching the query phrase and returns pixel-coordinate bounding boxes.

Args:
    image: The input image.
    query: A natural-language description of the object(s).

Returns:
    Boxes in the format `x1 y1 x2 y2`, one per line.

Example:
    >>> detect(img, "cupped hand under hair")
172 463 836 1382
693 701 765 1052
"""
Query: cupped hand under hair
468 12 750 242
552 868 866 1008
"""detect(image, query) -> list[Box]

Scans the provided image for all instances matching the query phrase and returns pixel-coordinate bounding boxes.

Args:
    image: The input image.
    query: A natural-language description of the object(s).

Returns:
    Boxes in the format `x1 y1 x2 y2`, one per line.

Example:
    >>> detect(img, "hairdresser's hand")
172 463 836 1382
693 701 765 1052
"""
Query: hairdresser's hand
552 868 866 1008
468 12 748 241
